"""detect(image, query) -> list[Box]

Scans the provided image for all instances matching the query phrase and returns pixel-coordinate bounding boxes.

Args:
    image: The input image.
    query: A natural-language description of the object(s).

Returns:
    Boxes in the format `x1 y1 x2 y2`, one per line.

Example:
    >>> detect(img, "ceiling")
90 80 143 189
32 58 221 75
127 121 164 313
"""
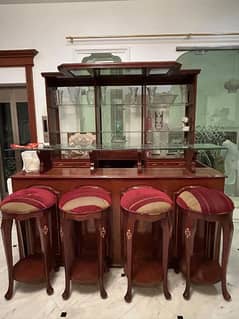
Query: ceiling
0 0 123 4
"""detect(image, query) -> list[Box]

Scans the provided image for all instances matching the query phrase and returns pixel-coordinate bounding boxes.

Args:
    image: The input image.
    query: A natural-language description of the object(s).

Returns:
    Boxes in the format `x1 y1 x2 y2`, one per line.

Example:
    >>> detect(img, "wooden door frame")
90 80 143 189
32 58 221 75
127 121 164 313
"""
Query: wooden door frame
0 49 38 142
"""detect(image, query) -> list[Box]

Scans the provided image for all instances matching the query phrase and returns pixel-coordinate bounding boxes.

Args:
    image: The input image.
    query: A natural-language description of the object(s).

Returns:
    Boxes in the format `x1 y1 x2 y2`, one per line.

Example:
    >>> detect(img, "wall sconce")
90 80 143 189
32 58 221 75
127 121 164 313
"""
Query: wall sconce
224 79 239 93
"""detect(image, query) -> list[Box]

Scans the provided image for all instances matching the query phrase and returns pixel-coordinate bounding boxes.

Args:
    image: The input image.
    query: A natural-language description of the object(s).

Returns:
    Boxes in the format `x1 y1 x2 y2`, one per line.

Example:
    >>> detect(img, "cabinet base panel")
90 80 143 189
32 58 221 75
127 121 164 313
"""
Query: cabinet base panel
180 255 221 284
14 254 46 283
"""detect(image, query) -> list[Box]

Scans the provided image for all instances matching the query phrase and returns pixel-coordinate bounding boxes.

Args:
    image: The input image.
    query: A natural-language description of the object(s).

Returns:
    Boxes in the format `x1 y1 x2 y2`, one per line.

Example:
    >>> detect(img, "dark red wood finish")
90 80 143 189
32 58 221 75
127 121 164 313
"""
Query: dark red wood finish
42 61 200 172
1 207 54 299
11 167 225 266
122 202 172 302
179 207 233 301
60 208 109 299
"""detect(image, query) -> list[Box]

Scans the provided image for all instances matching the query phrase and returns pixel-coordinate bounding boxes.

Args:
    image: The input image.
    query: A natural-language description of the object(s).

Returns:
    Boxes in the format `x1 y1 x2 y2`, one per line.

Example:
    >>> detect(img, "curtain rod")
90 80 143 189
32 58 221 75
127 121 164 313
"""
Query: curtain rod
176 46 239 51
66 32 239 42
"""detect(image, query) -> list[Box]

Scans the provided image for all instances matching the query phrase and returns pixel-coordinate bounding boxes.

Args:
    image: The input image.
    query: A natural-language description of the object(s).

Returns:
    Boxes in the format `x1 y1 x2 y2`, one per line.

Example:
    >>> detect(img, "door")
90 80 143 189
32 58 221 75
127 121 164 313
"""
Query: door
0 86 30 198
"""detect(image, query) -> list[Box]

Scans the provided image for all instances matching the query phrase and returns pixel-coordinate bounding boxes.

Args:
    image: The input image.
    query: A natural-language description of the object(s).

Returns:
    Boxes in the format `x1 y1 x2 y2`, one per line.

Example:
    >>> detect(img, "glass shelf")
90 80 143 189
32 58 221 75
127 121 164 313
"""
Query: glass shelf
191 143 228 150
149 103 191 107
50 130 186 134
100 103 142 108
8 143 227 152
58 104 95 107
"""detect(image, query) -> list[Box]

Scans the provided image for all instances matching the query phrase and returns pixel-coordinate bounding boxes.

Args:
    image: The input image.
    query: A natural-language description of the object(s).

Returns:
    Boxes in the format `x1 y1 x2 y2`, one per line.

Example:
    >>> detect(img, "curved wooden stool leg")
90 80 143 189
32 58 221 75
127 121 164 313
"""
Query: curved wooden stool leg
221 216 234 301
95 218 107 299
61 218 73 300
16 220 26 259
1 217 14 300
173 203 180 272
213 222 221 261
121 210 128 274
152 221 159 259
50 204 61 271
124 214 135 303
37 214 54 296
161 217 171 300
183 214 196 300
103 212 109 272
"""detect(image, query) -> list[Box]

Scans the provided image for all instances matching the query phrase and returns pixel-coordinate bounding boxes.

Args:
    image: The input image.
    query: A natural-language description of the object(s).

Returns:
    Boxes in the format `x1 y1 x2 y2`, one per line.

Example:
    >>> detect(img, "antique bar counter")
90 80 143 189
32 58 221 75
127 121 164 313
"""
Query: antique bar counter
11 165 225 266
8 61 228 284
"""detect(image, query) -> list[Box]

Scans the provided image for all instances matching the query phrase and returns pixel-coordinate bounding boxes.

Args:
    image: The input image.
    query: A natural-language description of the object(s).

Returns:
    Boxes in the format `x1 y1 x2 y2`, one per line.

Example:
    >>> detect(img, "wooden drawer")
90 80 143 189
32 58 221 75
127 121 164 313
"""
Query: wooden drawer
52 160 90 168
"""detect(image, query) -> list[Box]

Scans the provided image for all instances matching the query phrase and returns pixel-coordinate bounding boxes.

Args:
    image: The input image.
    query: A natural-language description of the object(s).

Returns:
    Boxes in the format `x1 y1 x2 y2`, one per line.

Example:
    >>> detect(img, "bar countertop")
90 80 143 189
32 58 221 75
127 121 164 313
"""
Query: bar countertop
12 166 225 180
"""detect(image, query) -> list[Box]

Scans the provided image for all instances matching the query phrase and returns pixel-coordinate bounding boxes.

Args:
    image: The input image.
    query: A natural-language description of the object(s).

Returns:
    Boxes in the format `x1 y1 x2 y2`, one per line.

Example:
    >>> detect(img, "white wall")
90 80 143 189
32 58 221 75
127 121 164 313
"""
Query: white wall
0 0 239 141
0 68 25 83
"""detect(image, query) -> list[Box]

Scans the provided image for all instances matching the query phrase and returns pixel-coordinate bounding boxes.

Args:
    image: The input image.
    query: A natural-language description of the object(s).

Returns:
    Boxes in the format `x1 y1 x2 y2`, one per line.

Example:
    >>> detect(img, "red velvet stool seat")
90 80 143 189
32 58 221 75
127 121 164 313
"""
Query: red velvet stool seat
176 186 234 301
120 186 173 302
0 186 57 299
59 186 111 300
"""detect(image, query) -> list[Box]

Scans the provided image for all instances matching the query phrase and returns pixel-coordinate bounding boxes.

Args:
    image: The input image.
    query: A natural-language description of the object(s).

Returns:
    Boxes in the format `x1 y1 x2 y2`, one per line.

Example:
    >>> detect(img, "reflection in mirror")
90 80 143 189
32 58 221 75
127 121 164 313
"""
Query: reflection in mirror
178 50 239 196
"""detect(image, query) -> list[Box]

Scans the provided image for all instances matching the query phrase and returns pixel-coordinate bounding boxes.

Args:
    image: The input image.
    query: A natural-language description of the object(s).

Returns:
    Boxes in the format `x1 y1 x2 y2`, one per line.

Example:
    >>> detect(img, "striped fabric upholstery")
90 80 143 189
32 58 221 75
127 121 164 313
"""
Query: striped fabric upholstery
176 187 234 214
0 187 56 214
59 186 111 214
121 186 172 215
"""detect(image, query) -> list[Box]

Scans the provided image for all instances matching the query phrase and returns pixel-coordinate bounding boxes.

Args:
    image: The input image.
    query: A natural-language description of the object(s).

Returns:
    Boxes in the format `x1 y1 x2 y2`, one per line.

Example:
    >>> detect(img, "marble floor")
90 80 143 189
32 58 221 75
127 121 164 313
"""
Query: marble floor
0 213 239 319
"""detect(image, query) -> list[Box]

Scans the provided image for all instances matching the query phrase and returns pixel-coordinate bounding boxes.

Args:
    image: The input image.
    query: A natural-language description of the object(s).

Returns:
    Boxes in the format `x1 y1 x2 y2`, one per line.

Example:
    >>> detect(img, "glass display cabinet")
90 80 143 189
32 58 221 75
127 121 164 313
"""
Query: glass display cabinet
41 61 221 172
10 61 228 272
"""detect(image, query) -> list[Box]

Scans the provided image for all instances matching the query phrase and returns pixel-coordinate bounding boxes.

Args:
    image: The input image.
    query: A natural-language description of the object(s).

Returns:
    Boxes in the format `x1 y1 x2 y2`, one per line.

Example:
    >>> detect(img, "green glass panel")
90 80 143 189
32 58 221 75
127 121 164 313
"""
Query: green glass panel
178 50 239 195
70 69 93 77
178 50 239 132
149 68 170 75
100 68 142 75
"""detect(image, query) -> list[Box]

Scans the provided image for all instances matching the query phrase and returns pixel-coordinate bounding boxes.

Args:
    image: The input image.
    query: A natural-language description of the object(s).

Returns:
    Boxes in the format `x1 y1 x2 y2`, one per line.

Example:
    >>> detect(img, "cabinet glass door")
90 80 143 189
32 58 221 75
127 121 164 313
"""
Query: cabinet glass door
56 86 96 147
100 85 142 148
146 84 188 154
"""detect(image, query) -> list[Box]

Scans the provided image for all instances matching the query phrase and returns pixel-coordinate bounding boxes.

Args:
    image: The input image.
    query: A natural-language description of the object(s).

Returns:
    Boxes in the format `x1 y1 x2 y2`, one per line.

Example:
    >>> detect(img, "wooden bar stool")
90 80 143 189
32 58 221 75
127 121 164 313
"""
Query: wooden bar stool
120 186 173 302
0 186 57 300
176 186 234 301
59 185 111 300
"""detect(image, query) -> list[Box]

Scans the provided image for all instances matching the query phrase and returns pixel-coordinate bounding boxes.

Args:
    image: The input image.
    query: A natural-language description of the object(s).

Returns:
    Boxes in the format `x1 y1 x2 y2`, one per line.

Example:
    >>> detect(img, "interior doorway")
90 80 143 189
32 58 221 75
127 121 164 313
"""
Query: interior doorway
0 49 38 199
0 85 29 198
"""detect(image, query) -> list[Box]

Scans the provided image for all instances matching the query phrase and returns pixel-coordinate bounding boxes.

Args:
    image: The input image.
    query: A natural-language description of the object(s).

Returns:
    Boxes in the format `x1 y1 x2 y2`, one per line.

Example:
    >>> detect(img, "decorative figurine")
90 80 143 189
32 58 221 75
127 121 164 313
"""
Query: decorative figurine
21 151 40 173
